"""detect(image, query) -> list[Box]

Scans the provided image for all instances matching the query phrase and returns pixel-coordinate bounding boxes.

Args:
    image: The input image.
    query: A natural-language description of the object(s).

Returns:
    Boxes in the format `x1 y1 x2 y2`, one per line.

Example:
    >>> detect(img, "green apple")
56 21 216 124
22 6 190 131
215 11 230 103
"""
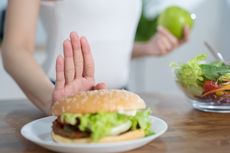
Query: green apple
158 6 195 39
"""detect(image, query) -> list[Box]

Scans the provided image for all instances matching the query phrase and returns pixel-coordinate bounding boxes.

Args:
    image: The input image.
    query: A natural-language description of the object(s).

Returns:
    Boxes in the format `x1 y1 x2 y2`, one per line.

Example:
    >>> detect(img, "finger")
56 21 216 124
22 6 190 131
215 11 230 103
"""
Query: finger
181 25 190 43
63 39 75 84
70 32 83 78
158 34 172 51
55 55 65 90
81 37 94 78
156 38 167 56
157 26 179 48
94 82 107 90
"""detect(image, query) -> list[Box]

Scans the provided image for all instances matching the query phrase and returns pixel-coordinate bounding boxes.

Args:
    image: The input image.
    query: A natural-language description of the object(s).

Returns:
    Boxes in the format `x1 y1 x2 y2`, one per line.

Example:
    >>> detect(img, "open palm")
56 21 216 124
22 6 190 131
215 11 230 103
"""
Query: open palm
52 32 106 103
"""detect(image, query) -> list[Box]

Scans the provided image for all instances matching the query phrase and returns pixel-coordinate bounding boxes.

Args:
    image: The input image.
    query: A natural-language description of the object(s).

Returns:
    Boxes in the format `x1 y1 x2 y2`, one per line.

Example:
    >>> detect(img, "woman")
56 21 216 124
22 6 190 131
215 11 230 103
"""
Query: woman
1 0 189 114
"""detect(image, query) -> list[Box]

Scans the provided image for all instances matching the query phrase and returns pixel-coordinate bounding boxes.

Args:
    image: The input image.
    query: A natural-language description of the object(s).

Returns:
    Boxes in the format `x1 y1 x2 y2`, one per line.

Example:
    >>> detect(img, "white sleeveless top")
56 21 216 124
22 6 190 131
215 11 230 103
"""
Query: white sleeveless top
40 0 142 88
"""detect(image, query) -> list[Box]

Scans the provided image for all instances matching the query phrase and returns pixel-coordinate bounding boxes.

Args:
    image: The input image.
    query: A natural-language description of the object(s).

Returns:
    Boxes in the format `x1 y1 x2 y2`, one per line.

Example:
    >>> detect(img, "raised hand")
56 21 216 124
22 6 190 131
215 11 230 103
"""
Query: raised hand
52 32 106 103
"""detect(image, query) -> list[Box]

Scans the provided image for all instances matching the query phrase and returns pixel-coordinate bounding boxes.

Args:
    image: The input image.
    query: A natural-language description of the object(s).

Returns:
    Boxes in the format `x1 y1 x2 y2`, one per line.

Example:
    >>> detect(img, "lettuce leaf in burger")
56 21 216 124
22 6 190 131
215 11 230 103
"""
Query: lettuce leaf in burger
51 89 154 143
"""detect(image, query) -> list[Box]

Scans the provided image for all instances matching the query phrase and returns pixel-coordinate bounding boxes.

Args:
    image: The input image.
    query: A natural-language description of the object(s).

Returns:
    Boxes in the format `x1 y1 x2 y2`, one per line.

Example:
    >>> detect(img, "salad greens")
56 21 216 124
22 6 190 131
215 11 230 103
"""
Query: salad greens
60 109 153 141
170 54 206 96
171 54 230 103
200 63 230 80
218 73 230 82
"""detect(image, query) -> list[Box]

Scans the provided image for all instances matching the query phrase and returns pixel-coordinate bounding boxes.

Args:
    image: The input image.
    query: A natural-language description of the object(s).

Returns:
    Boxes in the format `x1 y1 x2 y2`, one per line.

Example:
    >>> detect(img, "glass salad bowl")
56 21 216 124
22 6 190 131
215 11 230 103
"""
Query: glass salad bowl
171 54 230 113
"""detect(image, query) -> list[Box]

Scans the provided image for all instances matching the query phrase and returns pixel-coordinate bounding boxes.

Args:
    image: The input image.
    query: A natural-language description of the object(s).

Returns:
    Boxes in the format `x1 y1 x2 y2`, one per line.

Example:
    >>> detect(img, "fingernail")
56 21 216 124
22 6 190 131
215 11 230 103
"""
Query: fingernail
63 39 68 44
157 26 163 31
185 25 189 30
57 55 62 59
81 36 87 42
56 55 63 63
70 32 78 38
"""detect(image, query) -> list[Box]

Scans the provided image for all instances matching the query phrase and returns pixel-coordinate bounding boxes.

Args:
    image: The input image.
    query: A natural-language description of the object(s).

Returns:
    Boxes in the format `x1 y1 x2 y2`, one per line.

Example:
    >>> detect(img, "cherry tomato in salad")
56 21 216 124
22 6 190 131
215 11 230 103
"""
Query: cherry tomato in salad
203 80 219 92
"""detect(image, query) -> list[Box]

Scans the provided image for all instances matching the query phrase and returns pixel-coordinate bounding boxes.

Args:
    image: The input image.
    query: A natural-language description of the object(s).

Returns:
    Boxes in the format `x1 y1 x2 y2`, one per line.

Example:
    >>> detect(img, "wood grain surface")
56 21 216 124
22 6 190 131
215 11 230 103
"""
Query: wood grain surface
0 93 230 153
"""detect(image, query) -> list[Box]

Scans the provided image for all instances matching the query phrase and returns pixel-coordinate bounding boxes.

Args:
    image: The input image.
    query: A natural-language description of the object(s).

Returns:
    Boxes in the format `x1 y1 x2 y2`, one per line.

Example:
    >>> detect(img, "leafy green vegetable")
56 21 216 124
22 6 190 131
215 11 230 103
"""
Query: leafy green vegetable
132 108 153 136
218 73 230 82
209 61 225 67
60 109 153 141
61 113 81 125
170 54 207 96
200 63 230 80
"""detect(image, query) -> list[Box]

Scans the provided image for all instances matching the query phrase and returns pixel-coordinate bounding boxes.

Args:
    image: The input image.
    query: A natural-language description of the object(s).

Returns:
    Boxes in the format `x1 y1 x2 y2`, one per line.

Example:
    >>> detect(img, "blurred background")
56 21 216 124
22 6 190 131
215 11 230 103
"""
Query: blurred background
0 0 230 100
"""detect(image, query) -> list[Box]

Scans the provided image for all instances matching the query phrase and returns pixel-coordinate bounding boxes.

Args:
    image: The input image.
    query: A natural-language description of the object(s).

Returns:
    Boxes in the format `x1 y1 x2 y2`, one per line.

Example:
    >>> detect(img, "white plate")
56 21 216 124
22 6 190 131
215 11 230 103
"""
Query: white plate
21 116 167 153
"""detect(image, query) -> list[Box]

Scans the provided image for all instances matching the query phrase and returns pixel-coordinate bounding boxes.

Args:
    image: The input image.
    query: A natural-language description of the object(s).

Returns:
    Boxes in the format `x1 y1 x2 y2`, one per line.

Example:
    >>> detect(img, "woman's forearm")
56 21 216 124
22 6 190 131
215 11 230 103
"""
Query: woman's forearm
2 45 54 114
2 0 54 114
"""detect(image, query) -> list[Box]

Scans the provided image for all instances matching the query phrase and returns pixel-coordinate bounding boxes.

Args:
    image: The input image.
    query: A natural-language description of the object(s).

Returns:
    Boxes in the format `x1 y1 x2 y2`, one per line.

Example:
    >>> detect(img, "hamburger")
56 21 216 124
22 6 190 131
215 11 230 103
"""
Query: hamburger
51 89 153 143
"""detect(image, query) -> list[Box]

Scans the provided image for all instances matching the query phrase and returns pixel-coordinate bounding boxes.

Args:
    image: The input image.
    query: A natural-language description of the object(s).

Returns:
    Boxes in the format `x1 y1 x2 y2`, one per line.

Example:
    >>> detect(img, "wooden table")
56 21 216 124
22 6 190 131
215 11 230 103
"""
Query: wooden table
1 93 230 153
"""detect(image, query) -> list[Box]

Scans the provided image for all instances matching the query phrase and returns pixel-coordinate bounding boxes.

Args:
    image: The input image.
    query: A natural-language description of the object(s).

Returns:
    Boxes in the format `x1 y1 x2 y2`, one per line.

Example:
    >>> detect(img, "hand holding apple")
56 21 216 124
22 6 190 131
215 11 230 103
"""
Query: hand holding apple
139 25 190 56
158 6 195 39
